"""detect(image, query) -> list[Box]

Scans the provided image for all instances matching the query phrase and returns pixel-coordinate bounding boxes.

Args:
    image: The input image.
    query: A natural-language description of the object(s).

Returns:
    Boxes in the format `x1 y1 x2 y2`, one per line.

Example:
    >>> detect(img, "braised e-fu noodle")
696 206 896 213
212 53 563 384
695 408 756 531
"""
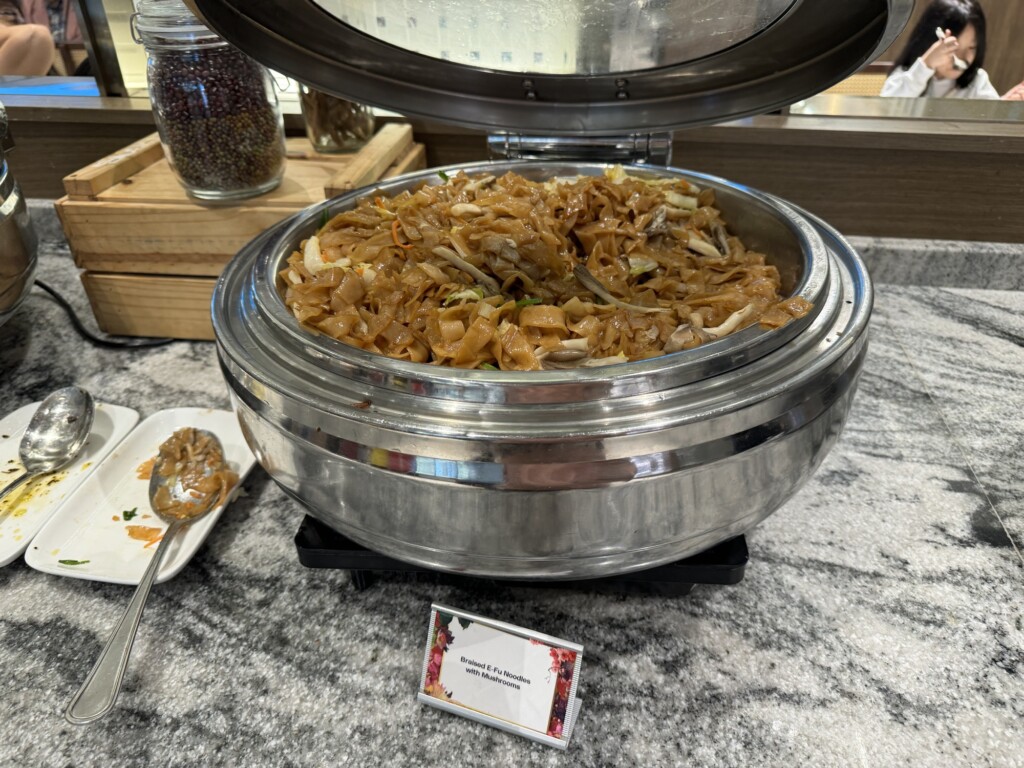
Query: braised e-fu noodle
280 166 812 370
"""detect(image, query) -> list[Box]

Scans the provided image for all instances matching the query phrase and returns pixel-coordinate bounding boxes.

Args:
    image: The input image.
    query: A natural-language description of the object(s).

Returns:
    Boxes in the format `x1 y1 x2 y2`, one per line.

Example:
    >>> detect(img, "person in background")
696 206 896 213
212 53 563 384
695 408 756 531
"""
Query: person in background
0 0 54 76
882 0 1023 100
20 0 81 45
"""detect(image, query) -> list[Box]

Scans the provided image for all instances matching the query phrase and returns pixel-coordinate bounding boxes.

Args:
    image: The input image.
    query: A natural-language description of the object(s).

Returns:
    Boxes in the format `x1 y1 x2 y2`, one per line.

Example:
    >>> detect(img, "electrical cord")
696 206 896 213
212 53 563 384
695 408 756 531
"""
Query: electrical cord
34 279 175 349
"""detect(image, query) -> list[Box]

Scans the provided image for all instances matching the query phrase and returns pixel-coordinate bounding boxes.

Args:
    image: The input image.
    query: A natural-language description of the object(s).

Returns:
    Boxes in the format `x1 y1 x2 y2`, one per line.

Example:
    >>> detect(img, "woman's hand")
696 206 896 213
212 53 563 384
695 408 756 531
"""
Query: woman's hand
922 29 960 72
1001 81 1024 101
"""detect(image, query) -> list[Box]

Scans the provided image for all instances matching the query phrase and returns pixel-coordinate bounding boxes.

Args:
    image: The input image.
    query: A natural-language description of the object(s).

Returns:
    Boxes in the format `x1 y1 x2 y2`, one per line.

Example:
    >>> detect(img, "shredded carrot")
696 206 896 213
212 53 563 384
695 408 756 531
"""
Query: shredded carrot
127 525 163 547
392 219 414 250
375 196 385 208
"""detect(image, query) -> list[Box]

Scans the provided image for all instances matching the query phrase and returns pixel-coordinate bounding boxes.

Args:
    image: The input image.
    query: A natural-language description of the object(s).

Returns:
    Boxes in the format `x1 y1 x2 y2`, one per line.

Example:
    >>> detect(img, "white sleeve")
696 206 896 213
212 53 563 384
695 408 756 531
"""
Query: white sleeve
966 68 1001 99
880 58 934 97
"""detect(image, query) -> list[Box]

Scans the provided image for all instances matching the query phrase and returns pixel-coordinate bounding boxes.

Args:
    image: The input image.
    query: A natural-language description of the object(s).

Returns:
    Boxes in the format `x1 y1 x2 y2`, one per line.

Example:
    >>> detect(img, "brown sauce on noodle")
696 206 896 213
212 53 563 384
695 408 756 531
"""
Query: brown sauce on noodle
281 168 811 370
151 427 238 520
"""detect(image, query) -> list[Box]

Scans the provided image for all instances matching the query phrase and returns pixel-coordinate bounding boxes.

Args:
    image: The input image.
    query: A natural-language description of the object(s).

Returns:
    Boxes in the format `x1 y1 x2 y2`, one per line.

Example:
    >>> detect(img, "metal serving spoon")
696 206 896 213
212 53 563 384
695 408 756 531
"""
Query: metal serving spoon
65 428 233 725
0 386 95 505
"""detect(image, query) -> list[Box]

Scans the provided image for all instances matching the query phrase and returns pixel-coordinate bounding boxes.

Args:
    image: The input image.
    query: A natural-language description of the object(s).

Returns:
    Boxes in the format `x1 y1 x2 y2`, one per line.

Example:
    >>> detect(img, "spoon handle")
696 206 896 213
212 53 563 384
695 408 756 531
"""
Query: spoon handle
65 520 184 725
0 471 31 504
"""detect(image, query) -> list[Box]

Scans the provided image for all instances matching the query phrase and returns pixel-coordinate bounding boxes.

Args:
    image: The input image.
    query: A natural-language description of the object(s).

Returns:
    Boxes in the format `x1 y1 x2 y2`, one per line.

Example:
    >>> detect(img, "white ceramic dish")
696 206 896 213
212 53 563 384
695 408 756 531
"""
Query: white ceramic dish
25 407 255 585
0 401 139 568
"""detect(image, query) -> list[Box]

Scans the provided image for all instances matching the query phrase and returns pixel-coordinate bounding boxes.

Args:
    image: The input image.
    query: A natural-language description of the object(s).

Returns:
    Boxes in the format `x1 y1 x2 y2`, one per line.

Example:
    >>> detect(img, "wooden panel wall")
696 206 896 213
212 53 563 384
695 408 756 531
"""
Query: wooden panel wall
879 0 1024 93
7 121 155 199
420 120 1024 243
10 111 1024 243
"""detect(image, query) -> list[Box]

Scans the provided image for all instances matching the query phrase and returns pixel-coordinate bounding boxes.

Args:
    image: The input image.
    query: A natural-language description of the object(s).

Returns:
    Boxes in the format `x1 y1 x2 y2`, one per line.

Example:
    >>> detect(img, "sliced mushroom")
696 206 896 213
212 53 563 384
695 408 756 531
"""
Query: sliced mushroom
573 265 672 314
704 304 757 337
545 348 590 363
687 234 722 259
644 205 669 236
543 354 628 370
579 354 628 367
432 245 502 296
449 203 483 217
712 222 731 257
462 175 496 193
664 324 714 353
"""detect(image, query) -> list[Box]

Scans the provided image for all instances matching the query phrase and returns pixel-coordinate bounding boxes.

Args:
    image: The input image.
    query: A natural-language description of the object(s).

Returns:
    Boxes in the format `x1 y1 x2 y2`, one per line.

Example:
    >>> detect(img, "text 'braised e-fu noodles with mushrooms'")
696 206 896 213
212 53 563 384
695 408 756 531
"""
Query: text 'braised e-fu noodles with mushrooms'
280 167 812 370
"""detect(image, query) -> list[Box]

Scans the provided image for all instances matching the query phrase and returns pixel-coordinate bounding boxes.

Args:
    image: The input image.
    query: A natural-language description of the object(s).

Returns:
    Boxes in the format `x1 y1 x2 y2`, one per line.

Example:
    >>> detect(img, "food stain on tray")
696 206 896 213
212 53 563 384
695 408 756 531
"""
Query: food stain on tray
0 470 69 519
126 525 164 548
136 457 156 480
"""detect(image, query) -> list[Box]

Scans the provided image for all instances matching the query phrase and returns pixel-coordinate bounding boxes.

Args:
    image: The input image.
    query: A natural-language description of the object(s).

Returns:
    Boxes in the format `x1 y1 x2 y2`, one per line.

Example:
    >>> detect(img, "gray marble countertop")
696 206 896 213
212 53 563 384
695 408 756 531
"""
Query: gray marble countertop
1 205 1021 767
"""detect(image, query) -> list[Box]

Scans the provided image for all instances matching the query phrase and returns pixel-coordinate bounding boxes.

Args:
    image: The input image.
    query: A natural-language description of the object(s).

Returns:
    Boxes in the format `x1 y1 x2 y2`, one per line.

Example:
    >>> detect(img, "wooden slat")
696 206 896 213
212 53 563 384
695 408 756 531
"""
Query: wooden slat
60 200 298 264
57 124 425 340
70 251 234 277
62 133 163 198
57 139 426 278
97 157 353 207
81 273 216 341
324 123 414 196
382 143 427 179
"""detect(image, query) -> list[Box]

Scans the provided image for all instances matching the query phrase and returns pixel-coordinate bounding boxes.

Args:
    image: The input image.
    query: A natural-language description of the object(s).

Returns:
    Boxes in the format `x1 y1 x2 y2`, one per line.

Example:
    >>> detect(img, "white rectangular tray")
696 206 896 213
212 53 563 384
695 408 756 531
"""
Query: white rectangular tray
25 407 255 584
0 401 139 568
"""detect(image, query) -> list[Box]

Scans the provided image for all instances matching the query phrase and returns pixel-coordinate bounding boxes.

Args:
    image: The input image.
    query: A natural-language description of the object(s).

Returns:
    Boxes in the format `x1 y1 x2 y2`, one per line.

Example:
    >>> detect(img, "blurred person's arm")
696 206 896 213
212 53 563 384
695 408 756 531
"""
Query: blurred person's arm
63 0 80 43
1002 82 1024 101
0 26 55 75
963 69 1000 99
882 34 964 97
880 59 934 97
18 0 44 26
0 1 53 76
21 0 80 44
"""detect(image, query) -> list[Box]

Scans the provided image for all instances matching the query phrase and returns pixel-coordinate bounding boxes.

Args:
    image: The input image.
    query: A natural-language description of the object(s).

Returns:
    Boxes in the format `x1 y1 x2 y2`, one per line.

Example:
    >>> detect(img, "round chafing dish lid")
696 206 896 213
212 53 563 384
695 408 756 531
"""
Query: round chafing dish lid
186 0 910 135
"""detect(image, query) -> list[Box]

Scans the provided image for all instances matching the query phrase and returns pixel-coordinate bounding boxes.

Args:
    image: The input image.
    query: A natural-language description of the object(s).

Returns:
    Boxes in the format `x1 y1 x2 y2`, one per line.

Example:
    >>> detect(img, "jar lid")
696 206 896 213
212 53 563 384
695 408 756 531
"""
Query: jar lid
134 0 221 44
186 0 911 135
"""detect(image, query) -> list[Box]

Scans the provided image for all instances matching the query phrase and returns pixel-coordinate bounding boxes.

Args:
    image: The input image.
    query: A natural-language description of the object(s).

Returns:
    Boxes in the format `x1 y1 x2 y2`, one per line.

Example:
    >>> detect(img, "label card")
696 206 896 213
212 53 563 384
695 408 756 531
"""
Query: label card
417 603 584 749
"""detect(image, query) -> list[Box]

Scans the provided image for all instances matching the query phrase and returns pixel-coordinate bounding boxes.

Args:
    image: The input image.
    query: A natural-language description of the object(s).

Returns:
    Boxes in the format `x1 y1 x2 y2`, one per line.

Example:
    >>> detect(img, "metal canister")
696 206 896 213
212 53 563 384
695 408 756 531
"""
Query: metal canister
0 101 37 328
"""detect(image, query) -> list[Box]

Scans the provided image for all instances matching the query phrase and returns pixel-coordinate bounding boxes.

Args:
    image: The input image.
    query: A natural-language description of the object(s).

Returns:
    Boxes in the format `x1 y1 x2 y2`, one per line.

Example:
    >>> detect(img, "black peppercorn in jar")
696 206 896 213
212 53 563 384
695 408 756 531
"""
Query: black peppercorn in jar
132 0 285 200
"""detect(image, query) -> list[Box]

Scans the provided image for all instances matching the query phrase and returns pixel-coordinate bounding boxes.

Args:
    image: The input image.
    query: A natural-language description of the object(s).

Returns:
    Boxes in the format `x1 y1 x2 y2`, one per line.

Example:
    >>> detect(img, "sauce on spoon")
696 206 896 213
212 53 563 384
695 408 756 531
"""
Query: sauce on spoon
150 427 238 520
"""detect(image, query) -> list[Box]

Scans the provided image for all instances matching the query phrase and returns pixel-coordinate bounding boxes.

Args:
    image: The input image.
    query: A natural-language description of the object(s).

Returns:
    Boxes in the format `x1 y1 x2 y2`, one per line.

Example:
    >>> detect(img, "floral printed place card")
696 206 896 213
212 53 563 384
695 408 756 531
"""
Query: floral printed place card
418 604 583 749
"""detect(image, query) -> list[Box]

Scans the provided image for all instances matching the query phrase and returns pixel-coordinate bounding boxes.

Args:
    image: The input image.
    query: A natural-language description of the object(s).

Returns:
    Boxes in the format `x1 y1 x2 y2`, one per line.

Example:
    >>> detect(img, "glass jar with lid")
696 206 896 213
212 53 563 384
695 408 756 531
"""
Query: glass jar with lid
132 0 286 200
298 84 375 153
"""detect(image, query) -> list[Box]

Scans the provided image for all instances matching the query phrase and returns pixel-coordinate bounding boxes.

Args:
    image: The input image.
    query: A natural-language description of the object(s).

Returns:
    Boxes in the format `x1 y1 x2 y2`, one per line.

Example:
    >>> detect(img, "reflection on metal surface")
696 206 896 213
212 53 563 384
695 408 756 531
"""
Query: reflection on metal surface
191 0 909 134
790 94 1024 121
0 159 38 323
487 134 672 165
211 161 871 578
313 0 798 75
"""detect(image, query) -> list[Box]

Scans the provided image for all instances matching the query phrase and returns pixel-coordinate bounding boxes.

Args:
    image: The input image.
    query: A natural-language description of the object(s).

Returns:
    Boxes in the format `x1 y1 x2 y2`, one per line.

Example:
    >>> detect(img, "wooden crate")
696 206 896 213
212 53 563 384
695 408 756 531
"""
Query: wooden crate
56 124 426 340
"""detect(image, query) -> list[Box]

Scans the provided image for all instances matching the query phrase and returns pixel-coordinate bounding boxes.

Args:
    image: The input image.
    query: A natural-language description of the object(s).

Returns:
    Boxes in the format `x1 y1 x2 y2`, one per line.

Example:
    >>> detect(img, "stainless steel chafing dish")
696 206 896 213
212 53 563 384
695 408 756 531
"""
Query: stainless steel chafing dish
0 102 37 328
197 0 911 578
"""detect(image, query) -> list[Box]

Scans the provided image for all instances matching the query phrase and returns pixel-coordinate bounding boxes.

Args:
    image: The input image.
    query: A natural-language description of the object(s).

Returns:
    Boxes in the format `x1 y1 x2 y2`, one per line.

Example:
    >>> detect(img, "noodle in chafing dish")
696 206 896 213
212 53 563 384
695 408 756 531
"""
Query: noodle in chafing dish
279 167 812 370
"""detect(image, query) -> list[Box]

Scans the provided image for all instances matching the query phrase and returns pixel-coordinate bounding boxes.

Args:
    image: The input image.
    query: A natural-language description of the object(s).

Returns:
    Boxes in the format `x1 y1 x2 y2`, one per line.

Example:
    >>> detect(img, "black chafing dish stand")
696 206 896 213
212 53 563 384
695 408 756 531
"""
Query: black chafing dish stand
295 515 748 596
